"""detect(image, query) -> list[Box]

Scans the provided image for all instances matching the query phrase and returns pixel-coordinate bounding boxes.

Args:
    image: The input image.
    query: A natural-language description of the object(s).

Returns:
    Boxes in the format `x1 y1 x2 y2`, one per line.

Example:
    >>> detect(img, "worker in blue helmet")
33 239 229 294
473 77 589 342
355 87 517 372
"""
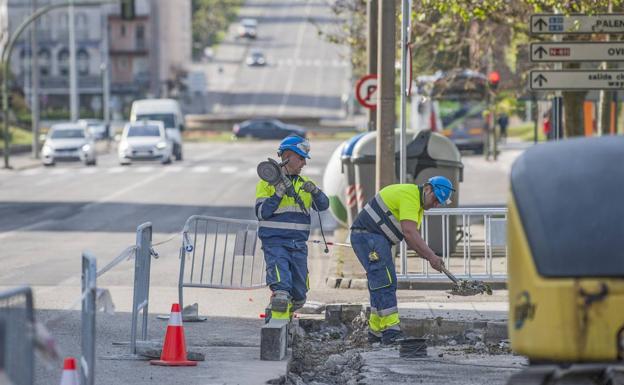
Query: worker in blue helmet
350 176 455 345
255 135 329 321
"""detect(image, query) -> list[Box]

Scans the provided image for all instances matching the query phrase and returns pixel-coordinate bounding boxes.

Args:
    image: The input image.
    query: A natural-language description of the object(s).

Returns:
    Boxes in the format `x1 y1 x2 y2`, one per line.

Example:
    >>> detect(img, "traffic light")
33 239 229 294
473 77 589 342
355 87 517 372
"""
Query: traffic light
121 0 135 20
488 71 500 91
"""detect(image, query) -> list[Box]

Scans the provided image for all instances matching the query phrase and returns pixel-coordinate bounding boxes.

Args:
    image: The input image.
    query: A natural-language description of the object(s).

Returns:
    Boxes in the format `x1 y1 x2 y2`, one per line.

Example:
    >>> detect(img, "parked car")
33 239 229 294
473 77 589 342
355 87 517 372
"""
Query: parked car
117 120 173 165
130 98 184 160
246 49 266 66
238 18 257 38
232 119 307 140
41 123 97 166
78 119 108 140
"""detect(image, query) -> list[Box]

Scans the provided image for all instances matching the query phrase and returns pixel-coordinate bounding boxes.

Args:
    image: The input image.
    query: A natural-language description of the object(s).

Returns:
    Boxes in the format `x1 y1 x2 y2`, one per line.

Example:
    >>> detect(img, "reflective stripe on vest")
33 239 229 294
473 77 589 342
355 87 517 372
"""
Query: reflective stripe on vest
273 205 307 215
259 220 311 231
363 194 403 244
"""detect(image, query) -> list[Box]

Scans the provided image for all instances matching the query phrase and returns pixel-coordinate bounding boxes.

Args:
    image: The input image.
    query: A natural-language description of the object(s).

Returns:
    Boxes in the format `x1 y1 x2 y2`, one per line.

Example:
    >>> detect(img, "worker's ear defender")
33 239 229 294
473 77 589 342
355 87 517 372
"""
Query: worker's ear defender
257 158 289 185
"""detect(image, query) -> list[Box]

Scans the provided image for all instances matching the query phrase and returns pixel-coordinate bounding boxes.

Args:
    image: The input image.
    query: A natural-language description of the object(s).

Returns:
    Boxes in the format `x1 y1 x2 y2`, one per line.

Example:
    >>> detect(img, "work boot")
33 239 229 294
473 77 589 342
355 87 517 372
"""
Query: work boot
269 290 292 321
381 330 404 345
367 331 382 344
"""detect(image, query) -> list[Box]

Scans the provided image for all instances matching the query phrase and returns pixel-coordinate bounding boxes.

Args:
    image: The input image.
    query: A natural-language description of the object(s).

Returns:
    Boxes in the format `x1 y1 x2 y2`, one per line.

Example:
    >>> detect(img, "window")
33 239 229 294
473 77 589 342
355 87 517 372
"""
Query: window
58 48 69 76
136 24 145 50
38 49 51 76
77 49 89 75
76 13 88 38
20 49 31 75
121 25 126 37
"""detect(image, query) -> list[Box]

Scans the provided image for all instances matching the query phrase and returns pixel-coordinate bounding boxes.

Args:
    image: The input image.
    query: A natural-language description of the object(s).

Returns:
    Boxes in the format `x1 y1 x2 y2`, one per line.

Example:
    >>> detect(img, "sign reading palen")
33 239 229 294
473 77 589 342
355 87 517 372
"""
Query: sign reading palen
531 42 624 62
530 13 624 34
530 70 624 91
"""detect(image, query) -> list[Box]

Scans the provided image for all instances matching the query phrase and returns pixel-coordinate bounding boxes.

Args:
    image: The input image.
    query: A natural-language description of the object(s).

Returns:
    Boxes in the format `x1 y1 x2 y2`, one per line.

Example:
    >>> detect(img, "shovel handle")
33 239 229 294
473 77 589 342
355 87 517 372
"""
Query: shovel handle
440 266 459 284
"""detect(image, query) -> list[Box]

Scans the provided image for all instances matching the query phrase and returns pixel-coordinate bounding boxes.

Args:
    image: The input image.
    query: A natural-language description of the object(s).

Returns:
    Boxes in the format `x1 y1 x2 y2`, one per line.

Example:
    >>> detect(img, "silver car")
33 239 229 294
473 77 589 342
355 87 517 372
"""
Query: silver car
41 123 97 166
118 120 173 165
78 119 109 140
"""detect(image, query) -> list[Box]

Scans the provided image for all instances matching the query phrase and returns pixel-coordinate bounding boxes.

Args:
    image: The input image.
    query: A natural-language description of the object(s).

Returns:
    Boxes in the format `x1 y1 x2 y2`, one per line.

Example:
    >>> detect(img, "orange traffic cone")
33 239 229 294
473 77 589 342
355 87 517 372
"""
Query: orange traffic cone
59 357 79 385
150 303 197 366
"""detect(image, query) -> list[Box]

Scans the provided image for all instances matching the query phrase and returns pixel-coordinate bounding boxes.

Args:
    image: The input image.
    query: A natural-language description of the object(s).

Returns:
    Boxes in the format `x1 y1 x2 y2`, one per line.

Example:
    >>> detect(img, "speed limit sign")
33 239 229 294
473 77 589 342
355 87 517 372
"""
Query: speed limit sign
355 74 378 110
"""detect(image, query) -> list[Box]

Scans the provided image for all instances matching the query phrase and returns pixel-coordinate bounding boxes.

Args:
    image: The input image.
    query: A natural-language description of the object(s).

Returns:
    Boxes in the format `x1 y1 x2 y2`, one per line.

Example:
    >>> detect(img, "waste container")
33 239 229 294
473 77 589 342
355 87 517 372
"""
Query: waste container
351 130 462 254
351 129 418 213
403 130 463 255
341 133 367 226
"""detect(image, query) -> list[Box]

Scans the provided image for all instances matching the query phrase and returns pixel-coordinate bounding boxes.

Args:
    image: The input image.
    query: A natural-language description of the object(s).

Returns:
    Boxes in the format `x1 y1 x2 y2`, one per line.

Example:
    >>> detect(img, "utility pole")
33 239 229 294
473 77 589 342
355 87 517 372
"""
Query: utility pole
375 0 396 191
31 0 40 158
366 0 377 132
69 0 78 121
101 10 110 126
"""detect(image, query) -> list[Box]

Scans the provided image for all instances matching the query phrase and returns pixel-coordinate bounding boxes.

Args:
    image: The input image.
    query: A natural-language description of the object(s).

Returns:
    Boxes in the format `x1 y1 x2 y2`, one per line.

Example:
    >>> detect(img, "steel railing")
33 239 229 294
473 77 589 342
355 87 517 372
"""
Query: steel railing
130 222 153 355
81 252 97 385
398 207 508 281
0 286 34 385
178 215 265 309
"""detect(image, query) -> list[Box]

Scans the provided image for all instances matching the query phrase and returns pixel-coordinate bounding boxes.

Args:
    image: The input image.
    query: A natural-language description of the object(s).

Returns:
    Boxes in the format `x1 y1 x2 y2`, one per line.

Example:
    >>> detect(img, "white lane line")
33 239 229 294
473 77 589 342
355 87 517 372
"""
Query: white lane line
79 168 97 174
107 167 126 174
21 169 42 176
278 0 312 115
134 166 154 173
50 168 68 175
163 165 183 173
191 166 211 173
219 166 238 174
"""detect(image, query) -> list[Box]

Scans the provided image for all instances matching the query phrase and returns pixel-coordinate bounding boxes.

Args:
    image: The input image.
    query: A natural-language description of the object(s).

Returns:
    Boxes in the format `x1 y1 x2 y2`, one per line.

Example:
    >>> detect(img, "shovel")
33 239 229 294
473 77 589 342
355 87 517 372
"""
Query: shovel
440 266 492 296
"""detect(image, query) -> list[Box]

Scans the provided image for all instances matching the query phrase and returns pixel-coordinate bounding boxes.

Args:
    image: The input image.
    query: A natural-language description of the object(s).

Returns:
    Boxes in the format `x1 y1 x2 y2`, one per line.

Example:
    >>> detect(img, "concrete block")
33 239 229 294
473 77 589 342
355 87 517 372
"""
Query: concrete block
296 301 326 315
324 304 342 326
484 321 508 343
261 319 288 361
340 304 363 324
349 279 368 290
326 277 342 288
339 278 352 289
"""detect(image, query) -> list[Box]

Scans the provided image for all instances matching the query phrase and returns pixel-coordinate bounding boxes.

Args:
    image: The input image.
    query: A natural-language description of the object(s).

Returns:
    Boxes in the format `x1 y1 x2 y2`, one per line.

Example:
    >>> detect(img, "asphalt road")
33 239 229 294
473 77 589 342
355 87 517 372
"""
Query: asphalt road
196 0 350 117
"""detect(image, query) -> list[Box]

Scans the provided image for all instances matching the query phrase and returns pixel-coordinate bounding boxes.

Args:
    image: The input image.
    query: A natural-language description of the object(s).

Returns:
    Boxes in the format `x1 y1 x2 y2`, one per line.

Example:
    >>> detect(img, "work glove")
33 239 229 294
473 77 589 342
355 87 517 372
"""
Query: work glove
302 181 320 194
274 177 293 198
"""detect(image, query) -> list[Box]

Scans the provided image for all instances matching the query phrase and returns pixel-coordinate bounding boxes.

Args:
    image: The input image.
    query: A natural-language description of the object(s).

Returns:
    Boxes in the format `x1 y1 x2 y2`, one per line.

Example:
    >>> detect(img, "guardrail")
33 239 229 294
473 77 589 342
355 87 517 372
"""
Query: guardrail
0 286 34 385
81 252 97 385
130 222 153 355
178 215 264 309
398 207 508 281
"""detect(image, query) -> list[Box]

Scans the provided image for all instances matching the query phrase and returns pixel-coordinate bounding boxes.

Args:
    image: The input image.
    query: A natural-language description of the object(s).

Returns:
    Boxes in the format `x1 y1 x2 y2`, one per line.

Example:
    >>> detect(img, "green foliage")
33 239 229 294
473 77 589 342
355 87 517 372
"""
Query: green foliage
192 0 244 57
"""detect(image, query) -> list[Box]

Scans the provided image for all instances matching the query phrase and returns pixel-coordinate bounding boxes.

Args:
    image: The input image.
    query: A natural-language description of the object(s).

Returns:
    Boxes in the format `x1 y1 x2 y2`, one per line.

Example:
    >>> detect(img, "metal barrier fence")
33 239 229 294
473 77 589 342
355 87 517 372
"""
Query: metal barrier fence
82 252 97 385
398 207 508 281
178 215 264 308
0 286 34 385
130 222 153 355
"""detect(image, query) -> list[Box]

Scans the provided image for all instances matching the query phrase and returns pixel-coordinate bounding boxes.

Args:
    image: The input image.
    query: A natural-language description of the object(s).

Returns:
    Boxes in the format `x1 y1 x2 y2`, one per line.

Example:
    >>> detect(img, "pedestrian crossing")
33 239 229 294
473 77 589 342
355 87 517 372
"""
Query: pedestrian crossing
274 58 348 68
1 164 324 178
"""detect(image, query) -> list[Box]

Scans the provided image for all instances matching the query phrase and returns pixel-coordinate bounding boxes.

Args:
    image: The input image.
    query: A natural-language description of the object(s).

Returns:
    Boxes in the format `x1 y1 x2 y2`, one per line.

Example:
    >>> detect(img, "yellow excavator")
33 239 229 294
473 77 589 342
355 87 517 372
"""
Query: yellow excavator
506 136 624 385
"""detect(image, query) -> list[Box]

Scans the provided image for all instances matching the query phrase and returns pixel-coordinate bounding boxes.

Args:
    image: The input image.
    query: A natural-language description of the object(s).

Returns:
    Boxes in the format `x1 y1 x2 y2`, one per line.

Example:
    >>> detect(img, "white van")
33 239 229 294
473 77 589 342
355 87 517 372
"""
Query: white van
130 99 184 160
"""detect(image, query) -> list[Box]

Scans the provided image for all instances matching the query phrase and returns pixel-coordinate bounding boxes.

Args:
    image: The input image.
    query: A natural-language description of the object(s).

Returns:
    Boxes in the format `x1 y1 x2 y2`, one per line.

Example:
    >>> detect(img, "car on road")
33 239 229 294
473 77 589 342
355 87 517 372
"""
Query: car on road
41 123 97 166
238 18 257 38
78 119 109 140
246 49 266 66
232 119 307 140
117 120 173 165
130 98 184 160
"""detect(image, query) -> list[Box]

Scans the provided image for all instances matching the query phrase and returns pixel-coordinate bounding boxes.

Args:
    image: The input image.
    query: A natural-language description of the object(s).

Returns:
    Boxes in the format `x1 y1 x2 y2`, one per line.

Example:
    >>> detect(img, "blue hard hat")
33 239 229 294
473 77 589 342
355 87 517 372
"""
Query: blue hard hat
278 135 310 159
428 176 455 205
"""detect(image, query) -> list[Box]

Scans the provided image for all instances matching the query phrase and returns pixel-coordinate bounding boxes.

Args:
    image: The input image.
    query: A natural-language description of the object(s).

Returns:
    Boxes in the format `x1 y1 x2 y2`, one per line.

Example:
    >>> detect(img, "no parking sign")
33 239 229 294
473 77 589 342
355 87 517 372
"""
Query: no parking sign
355 74 378 110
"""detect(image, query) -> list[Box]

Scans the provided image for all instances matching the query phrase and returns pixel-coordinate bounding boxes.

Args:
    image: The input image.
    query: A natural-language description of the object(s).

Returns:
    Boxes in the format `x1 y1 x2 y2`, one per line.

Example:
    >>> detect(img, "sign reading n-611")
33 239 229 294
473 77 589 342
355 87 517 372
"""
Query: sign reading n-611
531 42 624 62
530 70 624 91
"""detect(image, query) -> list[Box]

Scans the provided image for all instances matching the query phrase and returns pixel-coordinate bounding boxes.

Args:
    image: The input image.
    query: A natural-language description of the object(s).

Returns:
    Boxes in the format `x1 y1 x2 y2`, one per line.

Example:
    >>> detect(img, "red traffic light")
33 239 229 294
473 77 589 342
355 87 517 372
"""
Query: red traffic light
488 71 500 88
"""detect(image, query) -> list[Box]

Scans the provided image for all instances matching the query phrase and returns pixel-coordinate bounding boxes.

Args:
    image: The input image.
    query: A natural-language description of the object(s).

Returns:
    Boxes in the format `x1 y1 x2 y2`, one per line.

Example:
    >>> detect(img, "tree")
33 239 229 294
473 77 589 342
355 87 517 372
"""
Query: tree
317 0 624 137
191 0 243 59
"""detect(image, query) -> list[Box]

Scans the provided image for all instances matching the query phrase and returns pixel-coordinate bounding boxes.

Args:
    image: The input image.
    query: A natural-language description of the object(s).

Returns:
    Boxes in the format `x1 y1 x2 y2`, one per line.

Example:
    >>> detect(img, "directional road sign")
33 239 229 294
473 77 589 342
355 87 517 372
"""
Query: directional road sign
530 13 624 34
531 42 624 62
530 70 624 91
355 74 378 109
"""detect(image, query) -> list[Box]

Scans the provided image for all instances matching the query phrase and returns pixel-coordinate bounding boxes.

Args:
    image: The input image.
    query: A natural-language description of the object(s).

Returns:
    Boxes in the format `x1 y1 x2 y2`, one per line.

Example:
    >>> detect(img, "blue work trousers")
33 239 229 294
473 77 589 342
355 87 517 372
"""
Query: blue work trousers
263 241 309 303
350 232 398 314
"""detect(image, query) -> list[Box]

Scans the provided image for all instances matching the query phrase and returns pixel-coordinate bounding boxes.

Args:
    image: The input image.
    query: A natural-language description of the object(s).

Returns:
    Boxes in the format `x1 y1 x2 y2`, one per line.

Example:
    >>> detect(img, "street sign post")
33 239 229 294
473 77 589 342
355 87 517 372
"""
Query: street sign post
531 13 624 34
531 42 624 62
355 74 378 110
530 70 624 91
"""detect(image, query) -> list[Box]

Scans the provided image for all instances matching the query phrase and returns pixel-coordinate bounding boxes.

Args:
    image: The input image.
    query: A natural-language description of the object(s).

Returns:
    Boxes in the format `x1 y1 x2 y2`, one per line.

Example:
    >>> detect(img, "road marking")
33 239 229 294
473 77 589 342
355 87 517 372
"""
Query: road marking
164 165 183 173
79 168 97 174
107 167 126 174
50 168 68 175
219 166 237 174
21 169 42 176
191 166 211 173
135 166 154 173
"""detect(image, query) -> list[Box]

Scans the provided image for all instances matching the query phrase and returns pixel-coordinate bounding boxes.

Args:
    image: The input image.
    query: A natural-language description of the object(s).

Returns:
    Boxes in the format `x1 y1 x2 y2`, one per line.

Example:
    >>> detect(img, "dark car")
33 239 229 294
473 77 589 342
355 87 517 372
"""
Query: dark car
246 49 266 66
233 119 307 140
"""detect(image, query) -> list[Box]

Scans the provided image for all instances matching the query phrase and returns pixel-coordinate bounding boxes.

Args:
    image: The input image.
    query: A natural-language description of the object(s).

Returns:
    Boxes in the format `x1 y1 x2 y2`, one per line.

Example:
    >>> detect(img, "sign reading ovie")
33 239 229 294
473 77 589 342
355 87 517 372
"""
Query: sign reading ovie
531 42 624 62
